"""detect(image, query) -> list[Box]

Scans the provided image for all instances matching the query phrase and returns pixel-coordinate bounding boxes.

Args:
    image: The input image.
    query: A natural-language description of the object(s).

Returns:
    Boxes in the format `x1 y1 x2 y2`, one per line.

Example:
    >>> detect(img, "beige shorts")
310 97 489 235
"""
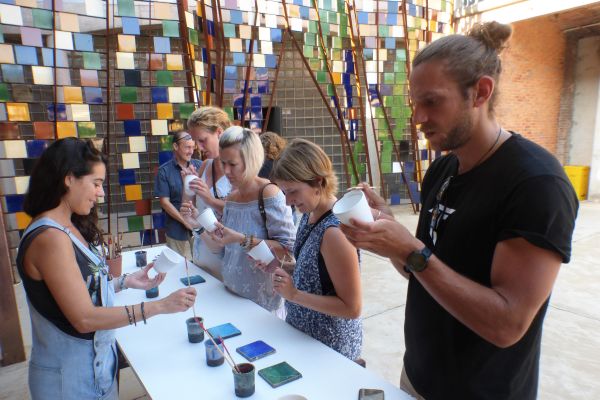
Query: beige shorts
166 236 193 260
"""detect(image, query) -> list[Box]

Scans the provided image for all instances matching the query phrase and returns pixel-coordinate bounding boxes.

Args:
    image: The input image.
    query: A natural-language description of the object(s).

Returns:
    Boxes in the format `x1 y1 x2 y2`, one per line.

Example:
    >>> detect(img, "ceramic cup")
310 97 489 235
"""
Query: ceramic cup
247 240 275 265
197 208 218 232
233 363 255 398
153 248 179 273
145 286 159 298
135 250 147 268
204 337 225 367
186 317 204 343
332 189 374 226
184 175 198 196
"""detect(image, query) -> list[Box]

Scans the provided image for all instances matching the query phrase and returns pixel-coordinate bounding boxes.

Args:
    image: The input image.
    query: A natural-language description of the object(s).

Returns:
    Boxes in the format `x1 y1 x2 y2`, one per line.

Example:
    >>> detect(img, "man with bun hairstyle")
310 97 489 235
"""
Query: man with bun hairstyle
341 22 578 399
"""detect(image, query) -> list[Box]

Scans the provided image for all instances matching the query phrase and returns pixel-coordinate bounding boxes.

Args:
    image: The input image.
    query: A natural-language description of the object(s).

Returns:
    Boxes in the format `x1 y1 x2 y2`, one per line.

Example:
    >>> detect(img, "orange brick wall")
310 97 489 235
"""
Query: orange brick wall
496 16 566 155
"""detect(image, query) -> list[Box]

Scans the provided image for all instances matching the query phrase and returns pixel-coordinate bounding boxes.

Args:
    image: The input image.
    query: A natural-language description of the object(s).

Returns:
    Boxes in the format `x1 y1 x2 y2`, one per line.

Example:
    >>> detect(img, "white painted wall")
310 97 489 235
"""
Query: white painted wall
569 36 600 199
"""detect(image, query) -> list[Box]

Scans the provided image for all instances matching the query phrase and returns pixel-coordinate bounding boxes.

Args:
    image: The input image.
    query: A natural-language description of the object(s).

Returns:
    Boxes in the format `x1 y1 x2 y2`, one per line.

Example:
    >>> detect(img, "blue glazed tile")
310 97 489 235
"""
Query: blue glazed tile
408 182 420 203
230 10 243 24
153 37 170 54
232 53 245 66
1 64 24 83
15 45 38 65
250 95 261 107
224 66 237 80
140 228 155 245
358 11 368 24
270 29 281 43
122 17 140 35
74 33 94 51
152 213 165 229
151 87 168 103
257 81 269 94
47 103 67 121
207 20 215 36
158 151 173 165
5 194 24 213
26 140 47 158
84 87 103 104
123 120 141 136
118 168 136 185
390 193 401 205
265 54 276 69
124 70 141 86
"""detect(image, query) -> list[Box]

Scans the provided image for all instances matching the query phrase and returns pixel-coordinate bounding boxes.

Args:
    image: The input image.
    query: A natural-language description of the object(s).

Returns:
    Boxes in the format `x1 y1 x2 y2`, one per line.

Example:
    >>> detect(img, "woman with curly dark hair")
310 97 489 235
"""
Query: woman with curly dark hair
18 138 196 399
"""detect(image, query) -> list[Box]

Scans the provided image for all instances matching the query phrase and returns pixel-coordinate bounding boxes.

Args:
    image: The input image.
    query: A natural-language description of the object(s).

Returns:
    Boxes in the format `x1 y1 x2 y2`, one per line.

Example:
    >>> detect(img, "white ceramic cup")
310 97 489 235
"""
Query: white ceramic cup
247 240 275 265
197 208 218 232
332 189 374 226
184 175 198 196
277 396 308 400
153 247 180 273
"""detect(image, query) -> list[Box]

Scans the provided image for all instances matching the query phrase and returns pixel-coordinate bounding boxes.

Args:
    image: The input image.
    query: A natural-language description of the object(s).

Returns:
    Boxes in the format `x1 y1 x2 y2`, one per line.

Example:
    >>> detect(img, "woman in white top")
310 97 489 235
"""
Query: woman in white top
182 106 231 280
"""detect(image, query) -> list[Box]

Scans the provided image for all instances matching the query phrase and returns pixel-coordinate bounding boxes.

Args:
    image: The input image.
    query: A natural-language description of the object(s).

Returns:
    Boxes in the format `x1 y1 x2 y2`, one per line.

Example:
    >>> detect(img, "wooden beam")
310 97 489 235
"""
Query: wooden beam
0 214 26 366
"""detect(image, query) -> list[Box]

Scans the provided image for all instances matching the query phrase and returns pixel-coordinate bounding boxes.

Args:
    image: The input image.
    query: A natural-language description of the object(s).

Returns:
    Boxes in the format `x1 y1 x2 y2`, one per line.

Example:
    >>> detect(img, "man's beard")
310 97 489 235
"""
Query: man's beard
440 108 473 152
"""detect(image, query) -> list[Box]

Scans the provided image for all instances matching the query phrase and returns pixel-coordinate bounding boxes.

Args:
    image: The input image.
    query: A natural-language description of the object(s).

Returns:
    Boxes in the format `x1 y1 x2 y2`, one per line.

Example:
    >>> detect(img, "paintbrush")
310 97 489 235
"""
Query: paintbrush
346 185 378 191
196 319 239 372
184 258 197 317
218 335 240 373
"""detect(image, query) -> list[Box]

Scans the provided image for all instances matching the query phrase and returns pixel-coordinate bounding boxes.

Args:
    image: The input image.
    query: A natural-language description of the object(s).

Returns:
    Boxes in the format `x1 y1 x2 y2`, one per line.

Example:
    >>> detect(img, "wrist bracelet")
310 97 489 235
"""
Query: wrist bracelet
131 304 137 326
124 305 133 325
119 273 129 291
141 302 147 324
192 227 205 238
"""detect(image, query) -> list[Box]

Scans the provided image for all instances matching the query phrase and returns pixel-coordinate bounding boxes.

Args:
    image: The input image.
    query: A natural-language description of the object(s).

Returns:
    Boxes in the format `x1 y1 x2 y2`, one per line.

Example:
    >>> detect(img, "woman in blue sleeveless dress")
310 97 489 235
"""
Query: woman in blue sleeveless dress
17 138 197 399
268 138 363 360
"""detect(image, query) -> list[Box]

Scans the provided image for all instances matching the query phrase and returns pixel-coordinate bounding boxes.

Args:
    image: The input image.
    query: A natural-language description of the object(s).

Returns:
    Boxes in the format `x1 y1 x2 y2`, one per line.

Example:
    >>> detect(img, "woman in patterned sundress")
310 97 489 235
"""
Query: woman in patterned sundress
268 138 363 360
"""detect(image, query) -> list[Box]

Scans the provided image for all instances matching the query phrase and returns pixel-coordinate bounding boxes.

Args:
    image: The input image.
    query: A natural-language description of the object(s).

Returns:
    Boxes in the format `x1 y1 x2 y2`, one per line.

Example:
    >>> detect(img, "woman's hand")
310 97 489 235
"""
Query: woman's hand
180 201 201 229
125 263 166 290
159 287 197 313
188 176 213 203
208 222 244 246
272 267 298 300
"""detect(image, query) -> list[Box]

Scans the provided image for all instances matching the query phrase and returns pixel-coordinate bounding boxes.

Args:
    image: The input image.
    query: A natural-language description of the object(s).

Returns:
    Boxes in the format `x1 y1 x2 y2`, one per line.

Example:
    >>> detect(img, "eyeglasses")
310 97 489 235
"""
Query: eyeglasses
429 175 452 245
174 133 193 143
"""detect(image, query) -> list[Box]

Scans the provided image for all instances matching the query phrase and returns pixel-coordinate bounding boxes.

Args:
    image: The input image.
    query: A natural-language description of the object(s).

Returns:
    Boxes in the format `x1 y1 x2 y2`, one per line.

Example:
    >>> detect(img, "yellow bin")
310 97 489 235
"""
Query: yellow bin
564 165 590 200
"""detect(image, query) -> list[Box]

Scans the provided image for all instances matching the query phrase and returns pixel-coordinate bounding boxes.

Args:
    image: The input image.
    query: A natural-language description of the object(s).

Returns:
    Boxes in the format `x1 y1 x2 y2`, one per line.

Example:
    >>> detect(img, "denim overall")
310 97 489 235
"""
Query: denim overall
21 218 118 400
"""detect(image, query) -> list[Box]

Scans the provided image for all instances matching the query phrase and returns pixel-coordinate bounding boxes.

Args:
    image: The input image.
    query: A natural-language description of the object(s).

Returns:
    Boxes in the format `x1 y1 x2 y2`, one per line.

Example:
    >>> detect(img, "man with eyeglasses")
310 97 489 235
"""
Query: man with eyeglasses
154 131 202 259
341 22 578 400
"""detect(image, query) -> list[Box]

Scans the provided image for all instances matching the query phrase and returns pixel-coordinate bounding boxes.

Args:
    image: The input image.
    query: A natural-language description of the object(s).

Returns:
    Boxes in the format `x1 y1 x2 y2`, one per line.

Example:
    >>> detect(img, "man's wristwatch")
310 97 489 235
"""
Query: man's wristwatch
192 227 205 238
405 246 433 273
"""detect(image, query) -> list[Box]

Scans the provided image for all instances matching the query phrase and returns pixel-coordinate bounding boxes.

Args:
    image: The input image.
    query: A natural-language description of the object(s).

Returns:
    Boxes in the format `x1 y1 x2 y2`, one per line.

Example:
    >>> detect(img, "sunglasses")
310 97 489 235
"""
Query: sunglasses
429 175 452 245
174 133 193 143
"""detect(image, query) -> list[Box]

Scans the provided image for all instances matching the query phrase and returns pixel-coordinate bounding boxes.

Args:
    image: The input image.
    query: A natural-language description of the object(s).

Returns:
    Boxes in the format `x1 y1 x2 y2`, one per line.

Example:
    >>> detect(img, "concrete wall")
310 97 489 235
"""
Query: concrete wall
568 36 600 200
495 16 566 153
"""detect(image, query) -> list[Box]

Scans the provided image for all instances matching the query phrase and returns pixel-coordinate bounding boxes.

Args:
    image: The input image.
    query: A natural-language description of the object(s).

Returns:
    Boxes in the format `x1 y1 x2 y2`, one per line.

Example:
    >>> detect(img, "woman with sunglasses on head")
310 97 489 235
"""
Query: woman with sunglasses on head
181 106 232 280
183 127 295 315
18 138 196 400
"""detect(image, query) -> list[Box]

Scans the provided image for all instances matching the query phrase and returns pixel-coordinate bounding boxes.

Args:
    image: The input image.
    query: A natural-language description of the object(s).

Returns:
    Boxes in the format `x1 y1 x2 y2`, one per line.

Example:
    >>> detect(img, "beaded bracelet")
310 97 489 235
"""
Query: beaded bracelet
140 301 147 324
131 304 137 326
124 305 133 325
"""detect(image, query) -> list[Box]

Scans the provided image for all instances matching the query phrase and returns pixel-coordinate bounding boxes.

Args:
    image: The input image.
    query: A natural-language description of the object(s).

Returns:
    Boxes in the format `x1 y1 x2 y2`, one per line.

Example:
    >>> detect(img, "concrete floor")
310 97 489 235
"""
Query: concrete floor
1 202 600 400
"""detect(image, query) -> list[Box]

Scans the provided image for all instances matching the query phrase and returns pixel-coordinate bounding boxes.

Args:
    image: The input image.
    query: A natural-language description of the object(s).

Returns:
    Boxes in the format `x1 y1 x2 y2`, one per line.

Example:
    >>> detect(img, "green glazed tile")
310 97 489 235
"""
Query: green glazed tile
379 25 389 37
160 136 173 151
308 21 318 33
127 215 144 232
384 73 394 84
32 9 53 30
304 45 313 58
156 70 174 86
77 122 96 138
163 21 179 37
83 52 102 70
118 0 135 17
305 33 316 46
316 71 327 84
120 86 137 103
223 107 234 121
188 28 199 45
0 83 10 102
179 103 195 119
326 84 335 96
223 23 236 38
